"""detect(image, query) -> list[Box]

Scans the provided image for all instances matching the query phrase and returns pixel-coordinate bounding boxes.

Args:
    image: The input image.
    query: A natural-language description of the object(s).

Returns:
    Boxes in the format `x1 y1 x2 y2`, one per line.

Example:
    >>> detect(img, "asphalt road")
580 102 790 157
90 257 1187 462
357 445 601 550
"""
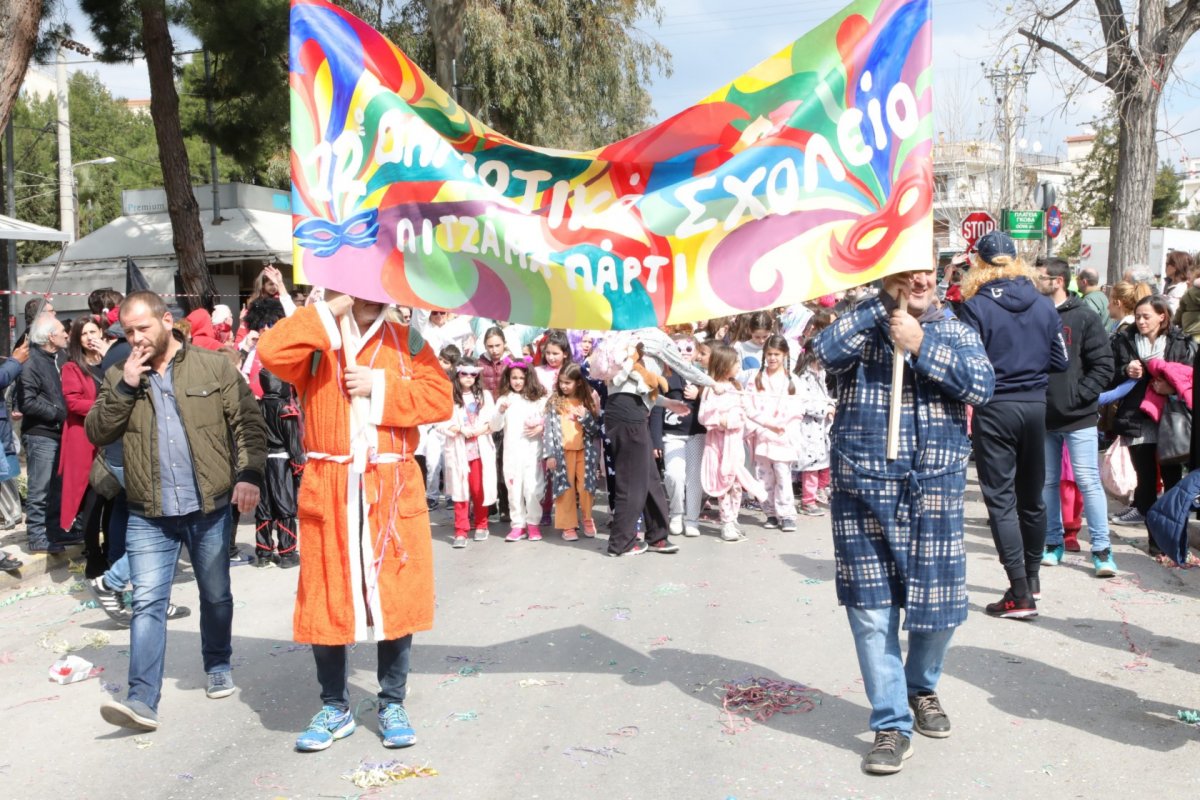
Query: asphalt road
2 473 1199 800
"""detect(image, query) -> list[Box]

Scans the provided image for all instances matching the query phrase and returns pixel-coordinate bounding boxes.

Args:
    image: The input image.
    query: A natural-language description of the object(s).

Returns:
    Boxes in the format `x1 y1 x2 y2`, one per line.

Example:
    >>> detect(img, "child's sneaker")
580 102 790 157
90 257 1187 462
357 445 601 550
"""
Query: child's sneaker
800 504 827 517
473 528 489 541
582 519 597 538
527 525 543 541
763 516 780 529
683 523 701 537
721 523 746 542
669 516 684 535
779 517 797 532
505 527 527 542
562 528 579 542
452 535 468 549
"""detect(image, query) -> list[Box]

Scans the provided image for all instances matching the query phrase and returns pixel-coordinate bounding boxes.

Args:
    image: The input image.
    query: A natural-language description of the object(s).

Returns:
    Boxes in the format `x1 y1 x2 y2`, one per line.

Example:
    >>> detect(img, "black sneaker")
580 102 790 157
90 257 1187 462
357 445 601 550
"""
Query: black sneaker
278 553 300 569
985 589 1037 619
863 729 913 774
763 516 780 529
647 539 680 554
426 497 439 511
909 692 951 738
0 553 22 571
87 576 128 625
1029 575 1041 601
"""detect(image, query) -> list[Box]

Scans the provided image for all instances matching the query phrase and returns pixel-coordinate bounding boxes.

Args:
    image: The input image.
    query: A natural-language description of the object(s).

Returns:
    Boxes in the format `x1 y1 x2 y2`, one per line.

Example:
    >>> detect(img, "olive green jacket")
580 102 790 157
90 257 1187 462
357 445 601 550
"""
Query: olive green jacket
85 341 267 519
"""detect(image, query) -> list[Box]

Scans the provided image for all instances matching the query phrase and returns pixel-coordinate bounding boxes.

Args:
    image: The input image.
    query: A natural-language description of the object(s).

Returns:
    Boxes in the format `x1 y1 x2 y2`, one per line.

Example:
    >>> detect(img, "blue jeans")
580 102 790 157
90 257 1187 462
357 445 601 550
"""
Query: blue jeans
845 606 956 735
23 434 64 544
1042 428 1110 552
126 506 233 711
312 636 412 711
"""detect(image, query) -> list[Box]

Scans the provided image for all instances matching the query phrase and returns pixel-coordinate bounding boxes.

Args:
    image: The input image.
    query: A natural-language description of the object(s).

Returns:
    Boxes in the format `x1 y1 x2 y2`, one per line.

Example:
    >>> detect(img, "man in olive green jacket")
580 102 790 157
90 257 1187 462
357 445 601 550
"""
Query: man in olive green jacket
87 291 267 732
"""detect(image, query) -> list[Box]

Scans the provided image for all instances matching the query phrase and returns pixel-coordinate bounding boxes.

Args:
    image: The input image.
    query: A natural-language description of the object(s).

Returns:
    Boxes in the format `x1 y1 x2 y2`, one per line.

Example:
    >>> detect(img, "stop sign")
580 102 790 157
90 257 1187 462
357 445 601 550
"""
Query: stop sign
961 212 996 250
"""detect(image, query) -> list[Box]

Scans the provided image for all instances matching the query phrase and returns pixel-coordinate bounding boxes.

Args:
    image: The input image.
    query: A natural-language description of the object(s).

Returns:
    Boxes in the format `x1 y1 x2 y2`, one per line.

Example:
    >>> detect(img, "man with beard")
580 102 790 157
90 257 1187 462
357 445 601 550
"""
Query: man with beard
87 291 266 732
812 268 995 774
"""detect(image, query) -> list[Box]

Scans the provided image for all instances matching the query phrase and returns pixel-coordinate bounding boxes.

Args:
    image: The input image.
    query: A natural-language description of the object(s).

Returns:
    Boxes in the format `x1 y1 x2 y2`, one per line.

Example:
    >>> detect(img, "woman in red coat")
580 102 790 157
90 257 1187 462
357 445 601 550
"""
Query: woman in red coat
59 316 110 577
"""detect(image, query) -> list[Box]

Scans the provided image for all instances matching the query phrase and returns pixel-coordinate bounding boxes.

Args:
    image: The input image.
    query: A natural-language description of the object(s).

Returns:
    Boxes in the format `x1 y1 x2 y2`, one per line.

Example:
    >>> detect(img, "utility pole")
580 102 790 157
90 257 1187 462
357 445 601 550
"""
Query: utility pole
54 37 91 244
203 51 222 225
55 42 74 244
984 64 1035 212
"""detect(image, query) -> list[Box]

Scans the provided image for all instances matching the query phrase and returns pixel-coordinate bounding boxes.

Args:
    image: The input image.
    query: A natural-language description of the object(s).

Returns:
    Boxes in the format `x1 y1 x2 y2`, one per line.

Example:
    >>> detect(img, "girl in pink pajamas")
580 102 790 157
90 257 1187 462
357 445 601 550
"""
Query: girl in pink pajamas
748 335 804 531
698 344 766 542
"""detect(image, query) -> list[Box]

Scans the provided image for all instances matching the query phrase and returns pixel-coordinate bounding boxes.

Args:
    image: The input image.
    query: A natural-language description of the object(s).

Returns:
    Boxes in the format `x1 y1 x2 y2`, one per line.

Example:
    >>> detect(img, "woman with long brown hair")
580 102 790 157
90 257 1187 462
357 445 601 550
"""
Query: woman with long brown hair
59 316 110 577
1109 295 1197 541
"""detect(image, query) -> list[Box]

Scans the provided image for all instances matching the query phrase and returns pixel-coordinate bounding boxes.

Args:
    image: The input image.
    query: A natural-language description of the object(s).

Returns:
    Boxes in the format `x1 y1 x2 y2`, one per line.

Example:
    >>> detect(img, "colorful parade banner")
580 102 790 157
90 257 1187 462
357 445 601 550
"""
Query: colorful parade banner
290 0 932 330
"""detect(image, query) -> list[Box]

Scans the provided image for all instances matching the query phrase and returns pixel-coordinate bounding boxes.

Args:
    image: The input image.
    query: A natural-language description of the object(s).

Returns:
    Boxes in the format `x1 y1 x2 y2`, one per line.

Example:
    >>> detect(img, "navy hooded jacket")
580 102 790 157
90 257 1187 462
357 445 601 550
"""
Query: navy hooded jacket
959 276 1068 402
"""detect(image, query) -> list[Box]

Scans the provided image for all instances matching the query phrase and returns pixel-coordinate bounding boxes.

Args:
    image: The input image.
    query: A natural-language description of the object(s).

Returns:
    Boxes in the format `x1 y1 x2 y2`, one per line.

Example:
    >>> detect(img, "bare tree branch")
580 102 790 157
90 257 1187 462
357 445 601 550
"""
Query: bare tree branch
1019 26 1111 84
1041 0 1085 22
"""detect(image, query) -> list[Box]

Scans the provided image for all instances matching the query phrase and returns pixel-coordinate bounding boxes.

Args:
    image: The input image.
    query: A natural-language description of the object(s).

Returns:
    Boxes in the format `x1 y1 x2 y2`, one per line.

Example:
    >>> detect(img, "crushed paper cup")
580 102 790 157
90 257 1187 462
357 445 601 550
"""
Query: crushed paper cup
48 655 100 685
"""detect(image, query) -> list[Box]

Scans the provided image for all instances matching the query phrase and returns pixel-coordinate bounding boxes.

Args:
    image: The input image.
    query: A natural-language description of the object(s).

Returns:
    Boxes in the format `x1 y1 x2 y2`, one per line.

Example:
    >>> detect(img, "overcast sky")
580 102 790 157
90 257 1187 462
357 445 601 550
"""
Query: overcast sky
41 0 1200 169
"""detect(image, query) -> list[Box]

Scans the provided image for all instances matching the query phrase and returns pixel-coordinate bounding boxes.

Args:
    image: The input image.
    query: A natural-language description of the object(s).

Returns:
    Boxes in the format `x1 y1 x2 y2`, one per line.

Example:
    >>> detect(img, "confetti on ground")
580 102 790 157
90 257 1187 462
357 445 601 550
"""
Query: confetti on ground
604 606 631 621
268 644 311 657
1178 709 1200 724
0 652 14 664
562 745 625 766
72 600 100 613
607 725 639 738
718 677 823 735
67 560 86 574
253 773 286 790
0 586 74 609
176 773 195 781
653 583 688 596
446 711 477 723
133 737 153 750
517 678 562 688
101 681 122 695
38 631 110 655
648 635 672 648
342 760 437 788
526 604 557 610
3 695 59 710
801 578 823 585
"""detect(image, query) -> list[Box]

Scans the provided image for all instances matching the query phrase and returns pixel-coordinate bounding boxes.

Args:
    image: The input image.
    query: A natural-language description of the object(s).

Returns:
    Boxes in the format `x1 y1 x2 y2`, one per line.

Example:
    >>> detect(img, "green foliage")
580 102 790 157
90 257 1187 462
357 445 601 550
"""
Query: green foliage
7 70 237 262
1152 163 1184 227
177 0 291 187
1066 116 1118 228
1068 110 1185 230
174 0 670 165
455 0 671 148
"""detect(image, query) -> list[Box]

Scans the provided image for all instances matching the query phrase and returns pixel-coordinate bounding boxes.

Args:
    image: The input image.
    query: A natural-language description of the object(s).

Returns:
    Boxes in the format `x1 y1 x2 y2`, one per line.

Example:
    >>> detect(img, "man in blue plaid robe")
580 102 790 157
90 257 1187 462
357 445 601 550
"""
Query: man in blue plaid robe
812 268 994 774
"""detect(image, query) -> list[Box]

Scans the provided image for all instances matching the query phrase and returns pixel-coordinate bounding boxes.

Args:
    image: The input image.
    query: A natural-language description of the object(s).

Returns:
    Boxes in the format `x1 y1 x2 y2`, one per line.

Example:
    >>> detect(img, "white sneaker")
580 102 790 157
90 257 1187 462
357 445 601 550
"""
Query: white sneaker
473 528 489 541
669 516 684 535
683 524 701 538
721 523 746 542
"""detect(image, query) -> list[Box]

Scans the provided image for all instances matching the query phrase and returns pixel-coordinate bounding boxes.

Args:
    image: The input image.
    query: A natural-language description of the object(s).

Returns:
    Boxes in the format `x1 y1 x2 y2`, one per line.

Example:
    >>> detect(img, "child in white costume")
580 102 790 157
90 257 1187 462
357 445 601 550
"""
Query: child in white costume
492 359 549 542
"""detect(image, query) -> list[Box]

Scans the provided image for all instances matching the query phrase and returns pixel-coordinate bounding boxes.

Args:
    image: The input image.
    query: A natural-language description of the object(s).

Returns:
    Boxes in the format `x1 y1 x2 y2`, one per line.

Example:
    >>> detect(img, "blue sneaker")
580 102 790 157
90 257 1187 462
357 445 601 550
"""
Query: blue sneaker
1041 544 1065 566
378 703 417 748
295 705 355 752
1092 549 1118 578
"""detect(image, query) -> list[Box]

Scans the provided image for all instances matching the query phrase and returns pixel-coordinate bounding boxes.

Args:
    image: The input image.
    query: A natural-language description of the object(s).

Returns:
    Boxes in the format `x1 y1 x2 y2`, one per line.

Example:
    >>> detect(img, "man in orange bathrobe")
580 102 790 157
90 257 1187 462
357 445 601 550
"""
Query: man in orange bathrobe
257 293 452 753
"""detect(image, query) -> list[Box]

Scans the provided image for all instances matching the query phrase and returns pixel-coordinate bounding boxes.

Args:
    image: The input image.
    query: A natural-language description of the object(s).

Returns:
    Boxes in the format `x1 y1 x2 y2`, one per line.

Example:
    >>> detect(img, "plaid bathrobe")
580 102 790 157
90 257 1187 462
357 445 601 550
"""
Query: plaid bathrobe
812 295 995 632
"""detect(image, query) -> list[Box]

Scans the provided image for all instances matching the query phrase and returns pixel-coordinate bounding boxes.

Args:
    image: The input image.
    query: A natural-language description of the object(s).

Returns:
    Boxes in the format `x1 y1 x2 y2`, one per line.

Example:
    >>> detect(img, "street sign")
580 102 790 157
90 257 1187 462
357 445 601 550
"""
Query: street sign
961 211 996 249
1002 209 1045 240
1045 205 1062 239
